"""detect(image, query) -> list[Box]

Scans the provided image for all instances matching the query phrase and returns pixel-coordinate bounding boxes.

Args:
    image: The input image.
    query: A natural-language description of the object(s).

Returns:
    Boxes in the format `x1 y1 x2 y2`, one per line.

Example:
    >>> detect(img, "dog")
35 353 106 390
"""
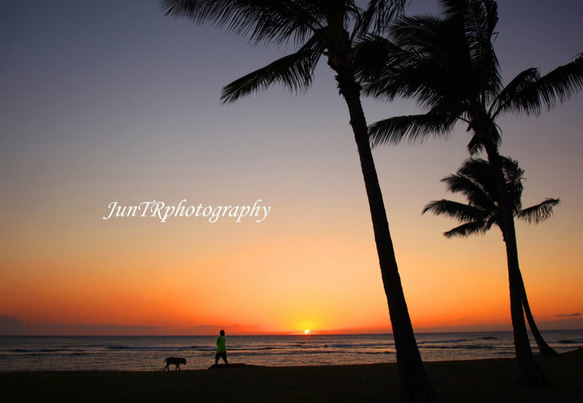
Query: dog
163 357 187 371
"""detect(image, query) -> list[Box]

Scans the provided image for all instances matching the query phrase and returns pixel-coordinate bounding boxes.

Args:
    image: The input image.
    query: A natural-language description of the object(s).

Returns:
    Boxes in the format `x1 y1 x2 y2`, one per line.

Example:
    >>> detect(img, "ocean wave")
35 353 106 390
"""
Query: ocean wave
6 348 89 354
417 338 470 345
2 330 582 372
421 344 495 350
106 345 206 352
558 339 583 345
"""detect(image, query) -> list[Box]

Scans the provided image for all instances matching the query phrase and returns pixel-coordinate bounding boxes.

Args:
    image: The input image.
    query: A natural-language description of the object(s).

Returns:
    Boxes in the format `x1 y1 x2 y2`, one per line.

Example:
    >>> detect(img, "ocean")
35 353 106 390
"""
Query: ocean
1 330 581 372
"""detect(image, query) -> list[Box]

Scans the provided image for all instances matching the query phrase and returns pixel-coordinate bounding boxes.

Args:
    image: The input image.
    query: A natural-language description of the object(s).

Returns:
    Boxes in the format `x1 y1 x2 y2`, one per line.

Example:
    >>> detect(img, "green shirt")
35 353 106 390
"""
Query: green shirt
216 335 226 353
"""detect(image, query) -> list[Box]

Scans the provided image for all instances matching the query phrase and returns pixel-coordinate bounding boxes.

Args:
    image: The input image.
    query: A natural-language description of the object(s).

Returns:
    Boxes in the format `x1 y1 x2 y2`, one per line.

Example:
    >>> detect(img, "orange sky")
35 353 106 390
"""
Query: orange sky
1 0 582 336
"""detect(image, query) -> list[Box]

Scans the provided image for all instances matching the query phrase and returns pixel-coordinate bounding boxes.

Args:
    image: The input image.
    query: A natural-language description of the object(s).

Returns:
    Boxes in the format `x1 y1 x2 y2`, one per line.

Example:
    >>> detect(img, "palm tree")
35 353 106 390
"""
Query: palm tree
423 156 560 356
358 0 583 384
160 1 438 400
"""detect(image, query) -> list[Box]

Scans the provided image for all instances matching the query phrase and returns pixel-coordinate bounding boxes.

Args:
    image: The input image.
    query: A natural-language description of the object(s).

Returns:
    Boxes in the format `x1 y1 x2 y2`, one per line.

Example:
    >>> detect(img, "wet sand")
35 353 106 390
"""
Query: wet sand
1 350 581 402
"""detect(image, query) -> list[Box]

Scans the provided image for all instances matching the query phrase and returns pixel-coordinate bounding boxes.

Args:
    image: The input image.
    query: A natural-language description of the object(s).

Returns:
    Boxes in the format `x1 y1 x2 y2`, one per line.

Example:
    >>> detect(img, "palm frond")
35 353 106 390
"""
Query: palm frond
354 0 406 38
423 199 487 224
357 24 437 103
354 34 403 84
466 133 484 155
160 0 321 46
220 35 324 103
444 220 490 238
490 67 540 117
433 0 501 102
390 14 444 51
500 156 524 210
463 0 501 93
438 0 463 19
466 123 503 156
456 156 520 193
380 13 491 110
363 15 449 99
440 172 498 214
516 198 560 224
493 54 583 118
368 112 455 147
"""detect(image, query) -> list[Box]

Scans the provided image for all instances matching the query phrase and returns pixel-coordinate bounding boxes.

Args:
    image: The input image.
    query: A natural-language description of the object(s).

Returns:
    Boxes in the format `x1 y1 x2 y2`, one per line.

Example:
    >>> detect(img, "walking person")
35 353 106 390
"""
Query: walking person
215 329 228 365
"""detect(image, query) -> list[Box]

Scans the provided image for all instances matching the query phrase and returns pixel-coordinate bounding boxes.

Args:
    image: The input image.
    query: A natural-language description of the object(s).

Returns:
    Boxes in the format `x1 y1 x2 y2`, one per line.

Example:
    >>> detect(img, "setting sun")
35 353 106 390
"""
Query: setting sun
304 329 311 335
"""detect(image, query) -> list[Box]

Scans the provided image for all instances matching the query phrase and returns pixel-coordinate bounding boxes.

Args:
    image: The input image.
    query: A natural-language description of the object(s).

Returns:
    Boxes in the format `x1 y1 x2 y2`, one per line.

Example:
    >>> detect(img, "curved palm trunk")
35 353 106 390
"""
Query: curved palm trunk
484 140 548 385
332 61 439 402
519 271 558 356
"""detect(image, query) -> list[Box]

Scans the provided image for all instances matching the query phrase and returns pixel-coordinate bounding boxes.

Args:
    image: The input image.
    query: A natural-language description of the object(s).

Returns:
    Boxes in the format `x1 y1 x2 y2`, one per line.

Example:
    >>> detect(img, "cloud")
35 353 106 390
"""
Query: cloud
0 316 22 326
0 317 171 336
70 324 165 334
555 313 581 318
0 316 26 334
0 317 256 336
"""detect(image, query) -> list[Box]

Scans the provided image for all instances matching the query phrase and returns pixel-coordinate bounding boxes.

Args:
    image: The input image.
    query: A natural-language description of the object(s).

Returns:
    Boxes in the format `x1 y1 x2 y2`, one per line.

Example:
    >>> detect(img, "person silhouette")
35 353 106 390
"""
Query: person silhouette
215 329 228 365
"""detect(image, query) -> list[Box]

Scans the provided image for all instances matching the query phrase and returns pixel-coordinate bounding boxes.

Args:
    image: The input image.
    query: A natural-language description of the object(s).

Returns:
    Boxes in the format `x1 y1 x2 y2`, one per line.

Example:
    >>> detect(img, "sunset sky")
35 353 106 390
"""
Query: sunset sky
1 0 582 336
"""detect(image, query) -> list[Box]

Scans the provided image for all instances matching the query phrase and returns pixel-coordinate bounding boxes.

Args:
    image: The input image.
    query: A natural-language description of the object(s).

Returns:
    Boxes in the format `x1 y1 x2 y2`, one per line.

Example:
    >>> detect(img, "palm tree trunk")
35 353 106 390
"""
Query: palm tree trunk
519 271 558 356
333 62 439 402
484 139 548 385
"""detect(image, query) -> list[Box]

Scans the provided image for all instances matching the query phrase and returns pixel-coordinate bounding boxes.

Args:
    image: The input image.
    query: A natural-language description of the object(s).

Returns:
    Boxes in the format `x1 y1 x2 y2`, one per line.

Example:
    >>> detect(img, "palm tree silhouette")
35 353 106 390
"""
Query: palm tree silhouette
160 1 438 400
423 156 560 356
358 0 582 384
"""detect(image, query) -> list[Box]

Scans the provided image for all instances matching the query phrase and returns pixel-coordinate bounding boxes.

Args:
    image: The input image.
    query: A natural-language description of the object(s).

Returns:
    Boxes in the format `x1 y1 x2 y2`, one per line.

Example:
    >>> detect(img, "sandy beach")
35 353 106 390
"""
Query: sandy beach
1 350 581 402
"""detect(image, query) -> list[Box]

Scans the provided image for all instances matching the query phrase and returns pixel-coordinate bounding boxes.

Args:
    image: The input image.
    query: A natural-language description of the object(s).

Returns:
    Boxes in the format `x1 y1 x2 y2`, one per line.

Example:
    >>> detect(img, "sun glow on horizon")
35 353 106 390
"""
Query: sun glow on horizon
304 329 311 335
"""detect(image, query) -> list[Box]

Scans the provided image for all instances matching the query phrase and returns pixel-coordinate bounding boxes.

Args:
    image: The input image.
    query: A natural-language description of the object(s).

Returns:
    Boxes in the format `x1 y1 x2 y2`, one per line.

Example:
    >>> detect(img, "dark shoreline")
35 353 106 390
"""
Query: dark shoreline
1 351 582 402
